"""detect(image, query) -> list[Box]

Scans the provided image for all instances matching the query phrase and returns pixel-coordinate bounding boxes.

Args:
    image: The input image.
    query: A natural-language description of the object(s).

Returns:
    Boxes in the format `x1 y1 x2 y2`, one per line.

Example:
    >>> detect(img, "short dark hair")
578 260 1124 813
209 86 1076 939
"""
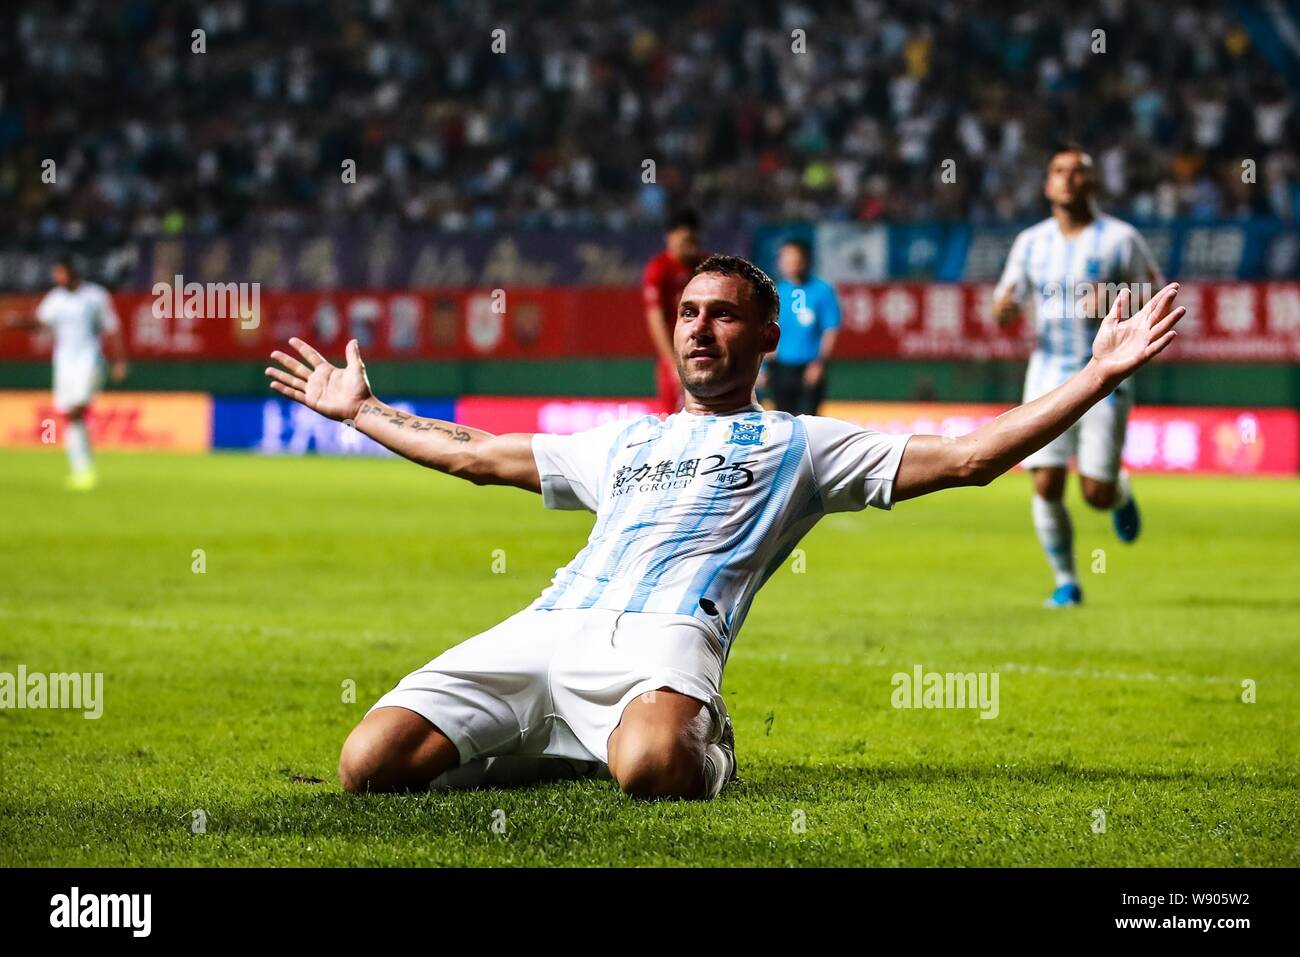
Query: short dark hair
1049 141 1092 164
692 254 780 325
667 207 700 232
52 254 80 277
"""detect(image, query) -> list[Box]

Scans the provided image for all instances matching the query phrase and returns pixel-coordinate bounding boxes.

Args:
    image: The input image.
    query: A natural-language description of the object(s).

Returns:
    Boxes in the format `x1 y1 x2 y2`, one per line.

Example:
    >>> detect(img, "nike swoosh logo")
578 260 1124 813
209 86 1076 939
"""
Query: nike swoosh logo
625 437 657 448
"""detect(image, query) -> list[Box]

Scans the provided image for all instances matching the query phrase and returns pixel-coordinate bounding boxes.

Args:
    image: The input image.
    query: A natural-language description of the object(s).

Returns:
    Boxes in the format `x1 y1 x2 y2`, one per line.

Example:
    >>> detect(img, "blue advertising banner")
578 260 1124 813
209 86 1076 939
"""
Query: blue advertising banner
213 397 456 455
953 220 1300 281
754 220 1300 282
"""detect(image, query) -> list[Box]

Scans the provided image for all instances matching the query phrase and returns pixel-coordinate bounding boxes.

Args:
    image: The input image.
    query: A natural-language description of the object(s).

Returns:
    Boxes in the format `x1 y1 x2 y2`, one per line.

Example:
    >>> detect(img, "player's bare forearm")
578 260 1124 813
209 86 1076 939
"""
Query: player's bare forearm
353 400 540 492
2 312 39 330
103 327 127 362
818 328 838 363
645 309 677 365
895 283 1184 501
266 336 540 493
805 328 838 385
992 290 1020 327
896 361 1112 499
103 329 129 381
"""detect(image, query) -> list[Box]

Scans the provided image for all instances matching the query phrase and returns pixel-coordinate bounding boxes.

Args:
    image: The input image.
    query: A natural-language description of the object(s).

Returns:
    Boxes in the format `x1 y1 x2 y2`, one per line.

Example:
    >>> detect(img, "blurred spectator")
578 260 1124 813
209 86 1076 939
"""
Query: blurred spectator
1 0 1296 242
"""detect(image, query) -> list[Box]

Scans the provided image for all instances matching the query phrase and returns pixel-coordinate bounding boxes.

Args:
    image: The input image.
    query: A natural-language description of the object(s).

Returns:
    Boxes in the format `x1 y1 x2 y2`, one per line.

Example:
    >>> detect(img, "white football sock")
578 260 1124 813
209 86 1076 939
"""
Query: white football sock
65 420 92 475
1113 470 1133 508
1032 494 1077 586
702 743 733 799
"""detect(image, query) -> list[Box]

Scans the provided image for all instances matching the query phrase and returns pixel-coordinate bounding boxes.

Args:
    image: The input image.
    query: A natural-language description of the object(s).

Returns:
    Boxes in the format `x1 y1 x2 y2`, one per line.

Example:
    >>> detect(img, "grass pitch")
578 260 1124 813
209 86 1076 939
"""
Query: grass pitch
1 448 1296 867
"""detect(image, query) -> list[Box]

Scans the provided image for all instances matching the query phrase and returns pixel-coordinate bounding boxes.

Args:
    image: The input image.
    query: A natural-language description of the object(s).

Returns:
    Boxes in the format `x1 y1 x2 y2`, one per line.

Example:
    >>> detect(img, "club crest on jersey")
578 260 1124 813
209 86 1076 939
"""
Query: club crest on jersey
1085 257 1102 279
727 421 766 447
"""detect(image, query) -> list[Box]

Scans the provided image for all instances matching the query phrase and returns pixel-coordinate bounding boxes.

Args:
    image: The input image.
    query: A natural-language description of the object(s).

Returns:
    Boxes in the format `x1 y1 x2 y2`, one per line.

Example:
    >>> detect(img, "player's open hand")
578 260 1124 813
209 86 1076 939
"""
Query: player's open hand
266 337 374 423
1091 282 1185 384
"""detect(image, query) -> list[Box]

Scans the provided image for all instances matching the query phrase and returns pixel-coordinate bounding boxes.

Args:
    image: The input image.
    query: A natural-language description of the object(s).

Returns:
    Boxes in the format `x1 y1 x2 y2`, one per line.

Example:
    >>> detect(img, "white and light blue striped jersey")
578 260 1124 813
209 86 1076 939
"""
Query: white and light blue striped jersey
995 214 1161 395
530 405 911 652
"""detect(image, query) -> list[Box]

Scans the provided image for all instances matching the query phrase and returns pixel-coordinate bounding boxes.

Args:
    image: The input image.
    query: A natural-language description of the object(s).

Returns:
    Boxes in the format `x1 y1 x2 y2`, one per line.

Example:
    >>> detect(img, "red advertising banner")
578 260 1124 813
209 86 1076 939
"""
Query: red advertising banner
1 282 1297 362
822 401 1300 476
0 288 649 362
834 282 1300 362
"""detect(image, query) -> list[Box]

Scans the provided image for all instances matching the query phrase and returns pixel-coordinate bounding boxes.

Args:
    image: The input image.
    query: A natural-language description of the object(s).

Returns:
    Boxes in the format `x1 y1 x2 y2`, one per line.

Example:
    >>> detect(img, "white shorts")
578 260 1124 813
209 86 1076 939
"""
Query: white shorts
368 607 727 766
53 357 103 413
1020 355 1132 483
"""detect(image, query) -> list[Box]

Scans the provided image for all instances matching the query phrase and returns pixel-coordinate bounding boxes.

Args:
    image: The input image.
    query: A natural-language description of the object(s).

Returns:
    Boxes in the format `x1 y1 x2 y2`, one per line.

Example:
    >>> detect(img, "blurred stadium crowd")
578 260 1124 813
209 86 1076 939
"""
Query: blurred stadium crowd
3 0 1298 242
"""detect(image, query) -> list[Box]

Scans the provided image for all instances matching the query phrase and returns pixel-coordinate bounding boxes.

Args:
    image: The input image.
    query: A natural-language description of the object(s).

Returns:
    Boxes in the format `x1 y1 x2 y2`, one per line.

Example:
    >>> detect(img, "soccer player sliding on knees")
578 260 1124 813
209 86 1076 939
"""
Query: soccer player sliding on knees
266 257 1184 800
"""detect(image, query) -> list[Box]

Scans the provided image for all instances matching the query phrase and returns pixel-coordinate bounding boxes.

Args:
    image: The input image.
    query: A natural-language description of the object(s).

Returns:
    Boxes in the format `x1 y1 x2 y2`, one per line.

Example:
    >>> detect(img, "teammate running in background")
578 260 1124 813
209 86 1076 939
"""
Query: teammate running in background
766 238 840 415
642 209 703 415
3 257 128 490
993 144 1163 607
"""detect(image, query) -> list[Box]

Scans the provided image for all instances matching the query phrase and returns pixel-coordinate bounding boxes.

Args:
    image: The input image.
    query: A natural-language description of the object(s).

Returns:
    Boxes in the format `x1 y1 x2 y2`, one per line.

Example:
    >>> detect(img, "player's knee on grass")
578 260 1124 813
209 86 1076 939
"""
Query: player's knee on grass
611 732 705 800
1032 467 1067 501
1080 477 1117 509
338 707 459 794
608 690 712 800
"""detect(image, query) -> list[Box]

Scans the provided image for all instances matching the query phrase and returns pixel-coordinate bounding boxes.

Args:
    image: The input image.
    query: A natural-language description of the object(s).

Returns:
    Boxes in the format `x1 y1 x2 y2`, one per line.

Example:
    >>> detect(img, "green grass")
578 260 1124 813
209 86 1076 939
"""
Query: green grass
1 448 1296 867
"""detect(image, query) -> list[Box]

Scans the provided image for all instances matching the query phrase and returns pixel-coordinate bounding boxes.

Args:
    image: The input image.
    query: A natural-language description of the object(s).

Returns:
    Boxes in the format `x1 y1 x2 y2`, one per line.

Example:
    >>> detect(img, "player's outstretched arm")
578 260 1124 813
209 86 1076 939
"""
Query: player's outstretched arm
1 310 40 330
265 337 540 492
893 283 1184 502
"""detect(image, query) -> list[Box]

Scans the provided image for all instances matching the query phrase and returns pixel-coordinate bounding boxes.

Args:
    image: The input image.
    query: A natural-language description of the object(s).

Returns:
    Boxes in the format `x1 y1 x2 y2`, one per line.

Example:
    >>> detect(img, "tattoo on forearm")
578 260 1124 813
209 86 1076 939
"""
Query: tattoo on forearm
358 403 471 442
410 421 472 441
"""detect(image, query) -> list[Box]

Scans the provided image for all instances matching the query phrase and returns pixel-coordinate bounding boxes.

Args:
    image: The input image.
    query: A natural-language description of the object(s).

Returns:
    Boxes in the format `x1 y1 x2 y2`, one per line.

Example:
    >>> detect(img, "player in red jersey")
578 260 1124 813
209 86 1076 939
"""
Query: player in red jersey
642 209 703 414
